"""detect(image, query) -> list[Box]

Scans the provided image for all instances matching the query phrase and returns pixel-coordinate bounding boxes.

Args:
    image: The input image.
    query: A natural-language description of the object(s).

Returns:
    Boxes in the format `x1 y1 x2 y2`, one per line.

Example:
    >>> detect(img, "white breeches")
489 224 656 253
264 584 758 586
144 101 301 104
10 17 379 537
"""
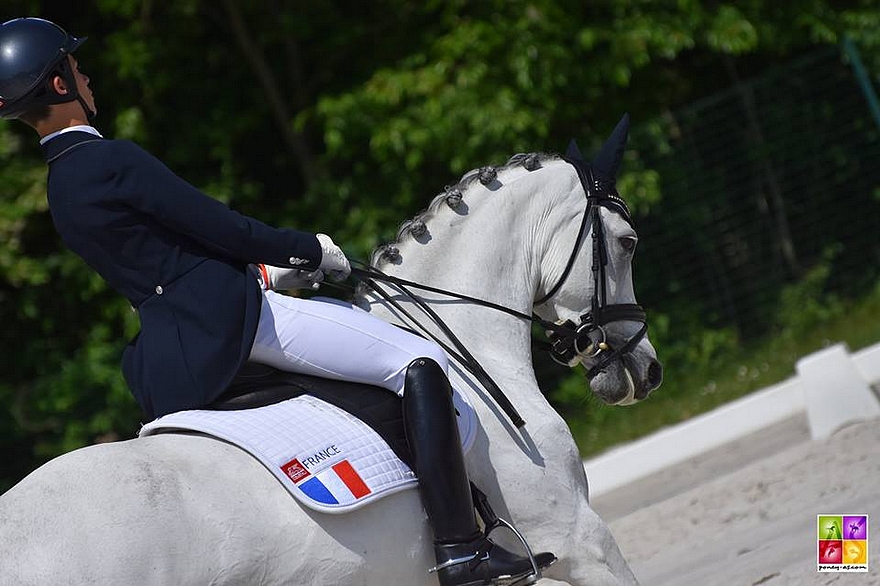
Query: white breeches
249 290 449 396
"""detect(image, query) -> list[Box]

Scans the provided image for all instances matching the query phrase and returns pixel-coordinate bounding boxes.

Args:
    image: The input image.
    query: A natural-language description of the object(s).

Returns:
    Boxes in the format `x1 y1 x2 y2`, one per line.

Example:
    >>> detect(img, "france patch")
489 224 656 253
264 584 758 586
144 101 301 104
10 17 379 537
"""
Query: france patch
294 460 372 505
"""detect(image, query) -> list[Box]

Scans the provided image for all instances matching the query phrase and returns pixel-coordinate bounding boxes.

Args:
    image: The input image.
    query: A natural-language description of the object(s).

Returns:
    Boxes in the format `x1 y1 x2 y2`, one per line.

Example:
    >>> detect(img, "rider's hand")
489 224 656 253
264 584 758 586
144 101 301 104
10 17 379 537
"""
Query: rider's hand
316 233 351 281
256 264 324 291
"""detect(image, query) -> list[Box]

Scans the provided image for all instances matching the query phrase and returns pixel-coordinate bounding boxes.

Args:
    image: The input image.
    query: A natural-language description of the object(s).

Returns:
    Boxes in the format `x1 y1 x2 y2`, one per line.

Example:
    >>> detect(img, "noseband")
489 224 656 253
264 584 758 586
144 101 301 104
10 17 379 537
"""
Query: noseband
540 157 648 378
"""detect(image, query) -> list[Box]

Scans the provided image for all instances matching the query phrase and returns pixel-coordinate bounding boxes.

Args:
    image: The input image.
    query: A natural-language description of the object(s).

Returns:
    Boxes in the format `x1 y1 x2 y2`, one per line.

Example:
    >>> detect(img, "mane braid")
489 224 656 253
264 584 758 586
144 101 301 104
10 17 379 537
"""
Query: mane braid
369 152 558 267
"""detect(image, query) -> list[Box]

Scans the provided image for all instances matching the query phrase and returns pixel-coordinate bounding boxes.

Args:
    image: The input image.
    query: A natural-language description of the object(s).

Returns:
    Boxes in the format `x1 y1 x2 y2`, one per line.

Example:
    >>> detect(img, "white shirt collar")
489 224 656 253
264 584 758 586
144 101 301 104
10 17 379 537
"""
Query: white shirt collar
40 125 103 145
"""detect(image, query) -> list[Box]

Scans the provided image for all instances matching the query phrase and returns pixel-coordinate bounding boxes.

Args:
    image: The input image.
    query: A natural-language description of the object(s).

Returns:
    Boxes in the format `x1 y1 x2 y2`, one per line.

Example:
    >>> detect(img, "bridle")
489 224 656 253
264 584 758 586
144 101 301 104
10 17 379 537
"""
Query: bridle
351 156 648 428
540 156 648 377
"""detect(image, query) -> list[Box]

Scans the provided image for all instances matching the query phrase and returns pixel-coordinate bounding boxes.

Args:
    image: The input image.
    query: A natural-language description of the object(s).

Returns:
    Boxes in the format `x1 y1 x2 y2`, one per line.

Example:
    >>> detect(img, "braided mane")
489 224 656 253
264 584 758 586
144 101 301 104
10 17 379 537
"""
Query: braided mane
369 152 559 267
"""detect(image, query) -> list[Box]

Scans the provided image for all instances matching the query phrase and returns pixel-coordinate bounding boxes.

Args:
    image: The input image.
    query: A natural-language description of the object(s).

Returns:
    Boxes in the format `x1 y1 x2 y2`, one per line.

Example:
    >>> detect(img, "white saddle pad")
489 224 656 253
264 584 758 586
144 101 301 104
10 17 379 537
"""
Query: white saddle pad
139 389 476 514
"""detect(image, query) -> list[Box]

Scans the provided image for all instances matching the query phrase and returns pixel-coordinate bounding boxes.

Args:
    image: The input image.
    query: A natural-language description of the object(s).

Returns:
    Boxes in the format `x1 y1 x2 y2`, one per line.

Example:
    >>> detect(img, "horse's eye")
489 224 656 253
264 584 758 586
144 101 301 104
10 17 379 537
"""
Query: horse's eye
619 236 637 253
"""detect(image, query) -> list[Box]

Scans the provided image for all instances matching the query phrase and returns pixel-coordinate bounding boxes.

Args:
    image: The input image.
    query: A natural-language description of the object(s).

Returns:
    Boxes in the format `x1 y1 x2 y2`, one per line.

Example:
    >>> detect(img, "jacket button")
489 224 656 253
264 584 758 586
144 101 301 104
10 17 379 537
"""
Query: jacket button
155 285 163 295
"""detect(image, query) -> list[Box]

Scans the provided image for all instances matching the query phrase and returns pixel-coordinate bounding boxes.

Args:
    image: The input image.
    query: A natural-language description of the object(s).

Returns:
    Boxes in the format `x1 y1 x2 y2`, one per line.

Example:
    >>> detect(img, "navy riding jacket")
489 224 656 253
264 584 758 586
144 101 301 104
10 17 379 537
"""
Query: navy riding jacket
42 130 322 419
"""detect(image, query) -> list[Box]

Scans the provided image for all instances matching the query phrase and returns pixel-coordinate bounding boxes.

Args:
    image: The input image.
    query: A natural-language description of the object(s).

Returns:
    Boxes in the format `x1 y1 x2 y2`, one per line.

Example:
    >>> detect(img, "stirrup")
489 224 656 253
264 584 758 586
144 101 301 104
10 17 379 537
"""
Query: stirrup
472 483 544 585
427 484 553 585
428 538 543 586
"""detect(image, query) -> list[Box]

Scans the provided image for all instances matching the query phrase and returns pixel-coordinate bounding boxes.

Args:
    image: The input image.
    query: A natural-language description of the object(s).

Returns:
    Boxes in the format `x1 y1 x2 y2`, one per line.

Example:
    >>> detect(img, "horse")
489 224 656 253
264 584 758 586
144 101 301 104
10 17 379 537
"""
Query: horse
0 117 662 585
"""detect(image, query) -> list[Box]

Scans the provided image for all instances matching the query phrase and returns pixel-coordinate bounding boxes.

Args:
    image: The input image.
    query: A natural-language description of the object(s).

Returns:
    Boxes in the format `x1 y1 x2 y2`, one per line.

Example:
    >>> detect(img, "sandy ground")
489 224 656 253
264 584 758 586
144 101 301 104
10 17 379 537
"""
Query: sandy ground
591 416 880 586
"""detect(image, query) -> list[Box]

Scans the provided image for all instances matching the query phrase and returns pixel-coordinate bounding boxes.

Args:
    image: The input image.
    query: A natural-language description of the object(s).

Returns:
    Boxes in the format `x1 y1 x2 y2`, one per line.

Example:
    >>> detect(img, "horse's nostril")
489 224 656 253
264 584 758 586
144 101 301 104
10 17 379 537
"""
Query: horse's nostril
647 360 663 389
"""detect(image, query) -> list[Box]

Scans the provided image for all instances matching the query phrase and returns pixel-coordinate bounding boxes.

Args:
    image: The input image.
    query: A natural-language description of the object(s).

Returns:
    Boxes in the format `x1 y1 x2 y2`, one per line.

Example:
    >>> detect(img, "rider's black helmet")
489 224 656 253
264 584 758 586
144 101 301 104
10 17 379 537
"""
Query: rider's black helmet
0 17 88 119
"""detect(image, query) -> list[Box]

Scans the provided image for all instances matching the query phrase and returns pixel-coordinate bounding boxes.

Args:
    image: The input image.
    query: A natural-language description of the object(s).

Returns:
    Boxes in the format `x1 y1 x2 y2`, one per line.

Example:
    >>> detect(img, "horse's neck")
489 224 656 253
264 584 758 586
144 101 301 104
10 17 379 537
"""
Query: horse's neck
360 161 577 424
357 163 573 409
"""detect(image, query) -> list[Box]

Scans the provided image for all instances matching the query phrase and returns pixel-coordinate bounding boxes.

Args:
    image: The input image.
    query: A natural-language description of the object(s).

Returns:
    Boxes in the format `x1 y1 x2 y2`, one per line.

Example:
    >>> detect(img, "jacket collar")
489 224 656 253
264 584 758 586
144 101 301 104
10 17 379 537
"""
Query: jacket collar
41 130 105 163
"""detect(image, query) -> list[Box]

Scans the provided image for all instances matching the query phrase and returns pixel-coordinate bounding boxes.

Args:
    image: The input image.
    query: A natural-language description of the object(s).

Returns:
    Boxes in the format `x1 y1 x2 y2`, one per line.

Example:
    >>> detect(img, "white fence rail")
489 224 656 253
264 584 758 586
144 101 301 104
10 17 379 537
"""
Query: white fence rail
583 342 880 497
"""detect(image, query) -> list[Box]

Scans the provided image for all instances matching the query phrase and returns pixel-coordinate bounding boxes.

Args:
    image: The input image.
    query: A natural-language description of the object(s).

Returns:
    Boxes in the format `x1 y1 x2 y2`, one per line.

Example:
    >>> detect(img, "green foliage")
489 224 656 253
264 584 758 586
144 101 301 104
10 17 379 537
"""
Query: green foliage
706 5 758 54
2 0 880 490
773 245 845 339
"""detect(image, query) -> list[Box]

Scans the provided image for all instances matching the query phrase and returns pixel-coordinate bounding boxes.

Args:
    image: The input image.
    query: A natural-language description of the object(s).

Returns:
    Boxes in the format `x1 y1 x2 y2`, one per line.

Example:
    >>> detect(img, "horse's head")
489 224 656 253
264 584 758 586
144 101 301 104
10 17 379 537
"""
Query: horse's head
534 115 662 405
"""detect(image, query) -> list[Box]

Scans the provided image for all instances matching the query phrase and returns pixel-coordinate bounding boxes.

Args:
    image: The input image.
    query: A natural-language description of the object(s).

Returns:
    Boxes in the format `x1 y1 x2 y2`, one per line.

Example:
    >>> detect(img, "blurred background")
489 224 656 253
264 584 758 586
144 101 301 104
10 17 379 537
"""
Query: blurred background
2 1 879 493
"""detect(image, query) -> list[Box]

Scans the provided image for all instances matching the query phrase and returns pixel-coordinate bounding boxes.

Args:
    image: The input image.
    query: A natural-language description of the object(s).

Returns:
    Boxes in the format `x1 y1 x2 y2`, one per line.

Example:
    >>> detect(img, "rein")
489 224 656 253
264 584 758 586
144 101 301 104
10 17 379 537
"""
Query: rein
350 156 649 427
351 263 531 428
350 255 642 427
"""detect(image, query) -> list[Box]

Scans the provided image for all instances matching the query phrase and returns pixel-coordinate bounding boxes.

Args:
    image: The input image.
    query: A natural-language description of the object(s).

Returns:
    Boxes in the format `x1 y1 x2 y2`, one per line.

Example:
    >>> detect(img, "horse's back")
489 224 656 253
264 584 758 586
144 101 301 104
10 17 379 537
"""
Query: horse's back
0 433 432 585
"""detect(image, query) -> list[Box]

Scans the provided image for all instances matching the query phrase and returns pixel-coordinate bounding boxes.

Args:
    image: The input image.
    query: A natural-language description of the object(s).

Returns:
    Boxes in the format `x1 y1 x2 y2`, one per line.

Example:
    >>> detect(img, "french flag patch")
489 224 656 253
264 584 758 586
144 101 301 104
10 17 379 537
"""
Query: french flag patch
282 458 372 505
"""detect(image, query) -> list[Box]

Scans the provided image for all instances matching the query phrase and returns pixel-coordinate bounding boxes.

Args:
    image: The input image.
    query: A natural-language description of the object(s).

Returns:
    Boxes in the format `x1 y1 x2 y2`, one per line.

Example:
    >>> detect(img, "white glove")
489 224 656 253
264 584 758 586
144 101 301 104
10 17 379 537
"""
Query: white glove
256 264 324 291
316 233 351 281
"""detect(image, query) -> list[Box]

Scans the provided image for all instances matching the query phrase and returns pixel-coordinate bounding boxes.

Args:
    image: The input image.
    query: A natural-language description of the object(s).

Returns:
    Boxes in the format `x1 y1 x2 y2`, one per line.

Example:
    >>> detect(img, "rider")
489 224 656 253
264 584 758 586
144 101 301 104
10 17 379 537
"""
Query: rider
0 17 554 585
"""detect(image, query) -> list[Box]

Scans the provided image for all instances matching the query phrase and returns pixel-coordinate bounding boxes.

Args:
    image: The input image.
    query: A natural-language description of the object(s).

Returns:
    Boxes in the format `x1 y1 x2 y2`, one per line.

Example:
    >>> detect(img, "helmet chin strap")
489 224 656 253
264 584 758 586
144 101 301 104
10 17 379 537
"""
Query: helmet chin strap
76 94 96 123
52 57 95 123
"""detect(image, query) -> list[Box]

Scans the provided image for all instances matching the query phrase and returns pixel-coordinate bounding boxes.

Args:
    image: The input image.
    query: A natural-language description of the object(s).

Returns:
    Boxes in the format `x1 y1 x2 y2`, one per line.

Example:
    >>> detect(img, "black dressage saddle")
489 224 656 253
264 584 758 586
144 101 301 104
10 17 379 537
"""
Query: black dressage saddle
208 362 413 468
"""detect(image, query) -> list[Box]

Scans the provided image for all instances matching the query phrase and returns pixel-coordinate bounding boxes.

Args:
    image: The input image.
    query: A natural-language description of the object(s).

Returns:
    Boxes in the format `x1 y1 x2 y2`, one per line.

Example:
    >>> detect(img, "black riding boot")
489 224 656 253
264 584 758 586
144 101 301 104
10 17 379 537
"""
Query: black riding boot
403 358 556 586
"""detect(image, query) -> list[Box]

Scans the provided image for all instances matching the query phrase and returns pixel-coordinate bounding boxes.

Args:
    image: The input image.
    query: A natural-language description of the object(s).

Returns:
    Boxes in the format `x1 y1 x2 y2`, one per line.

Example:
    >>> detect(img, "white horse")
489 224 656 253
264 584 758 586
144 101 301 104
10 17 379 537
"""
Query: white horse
0 122 661 585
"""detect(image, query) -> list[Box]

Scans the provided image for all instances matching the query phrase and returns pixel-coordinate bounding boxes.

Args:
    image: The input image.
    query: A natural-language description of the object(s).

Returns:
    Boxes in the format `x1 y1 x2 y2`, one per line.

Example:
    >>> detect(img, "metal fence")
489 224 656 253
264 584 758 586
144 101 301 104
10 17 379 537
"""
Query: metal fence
631 42 880 339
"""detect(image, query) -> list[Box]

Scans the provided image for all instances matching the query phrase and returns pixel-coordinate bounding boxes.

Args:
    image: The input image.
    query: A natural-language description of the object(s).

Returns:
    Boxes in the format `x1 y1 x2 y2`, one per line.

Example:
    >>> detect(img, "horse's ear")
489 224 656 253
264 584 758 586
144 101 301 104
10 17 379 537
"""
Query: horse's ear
591 113 630 179
565 139 585 161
